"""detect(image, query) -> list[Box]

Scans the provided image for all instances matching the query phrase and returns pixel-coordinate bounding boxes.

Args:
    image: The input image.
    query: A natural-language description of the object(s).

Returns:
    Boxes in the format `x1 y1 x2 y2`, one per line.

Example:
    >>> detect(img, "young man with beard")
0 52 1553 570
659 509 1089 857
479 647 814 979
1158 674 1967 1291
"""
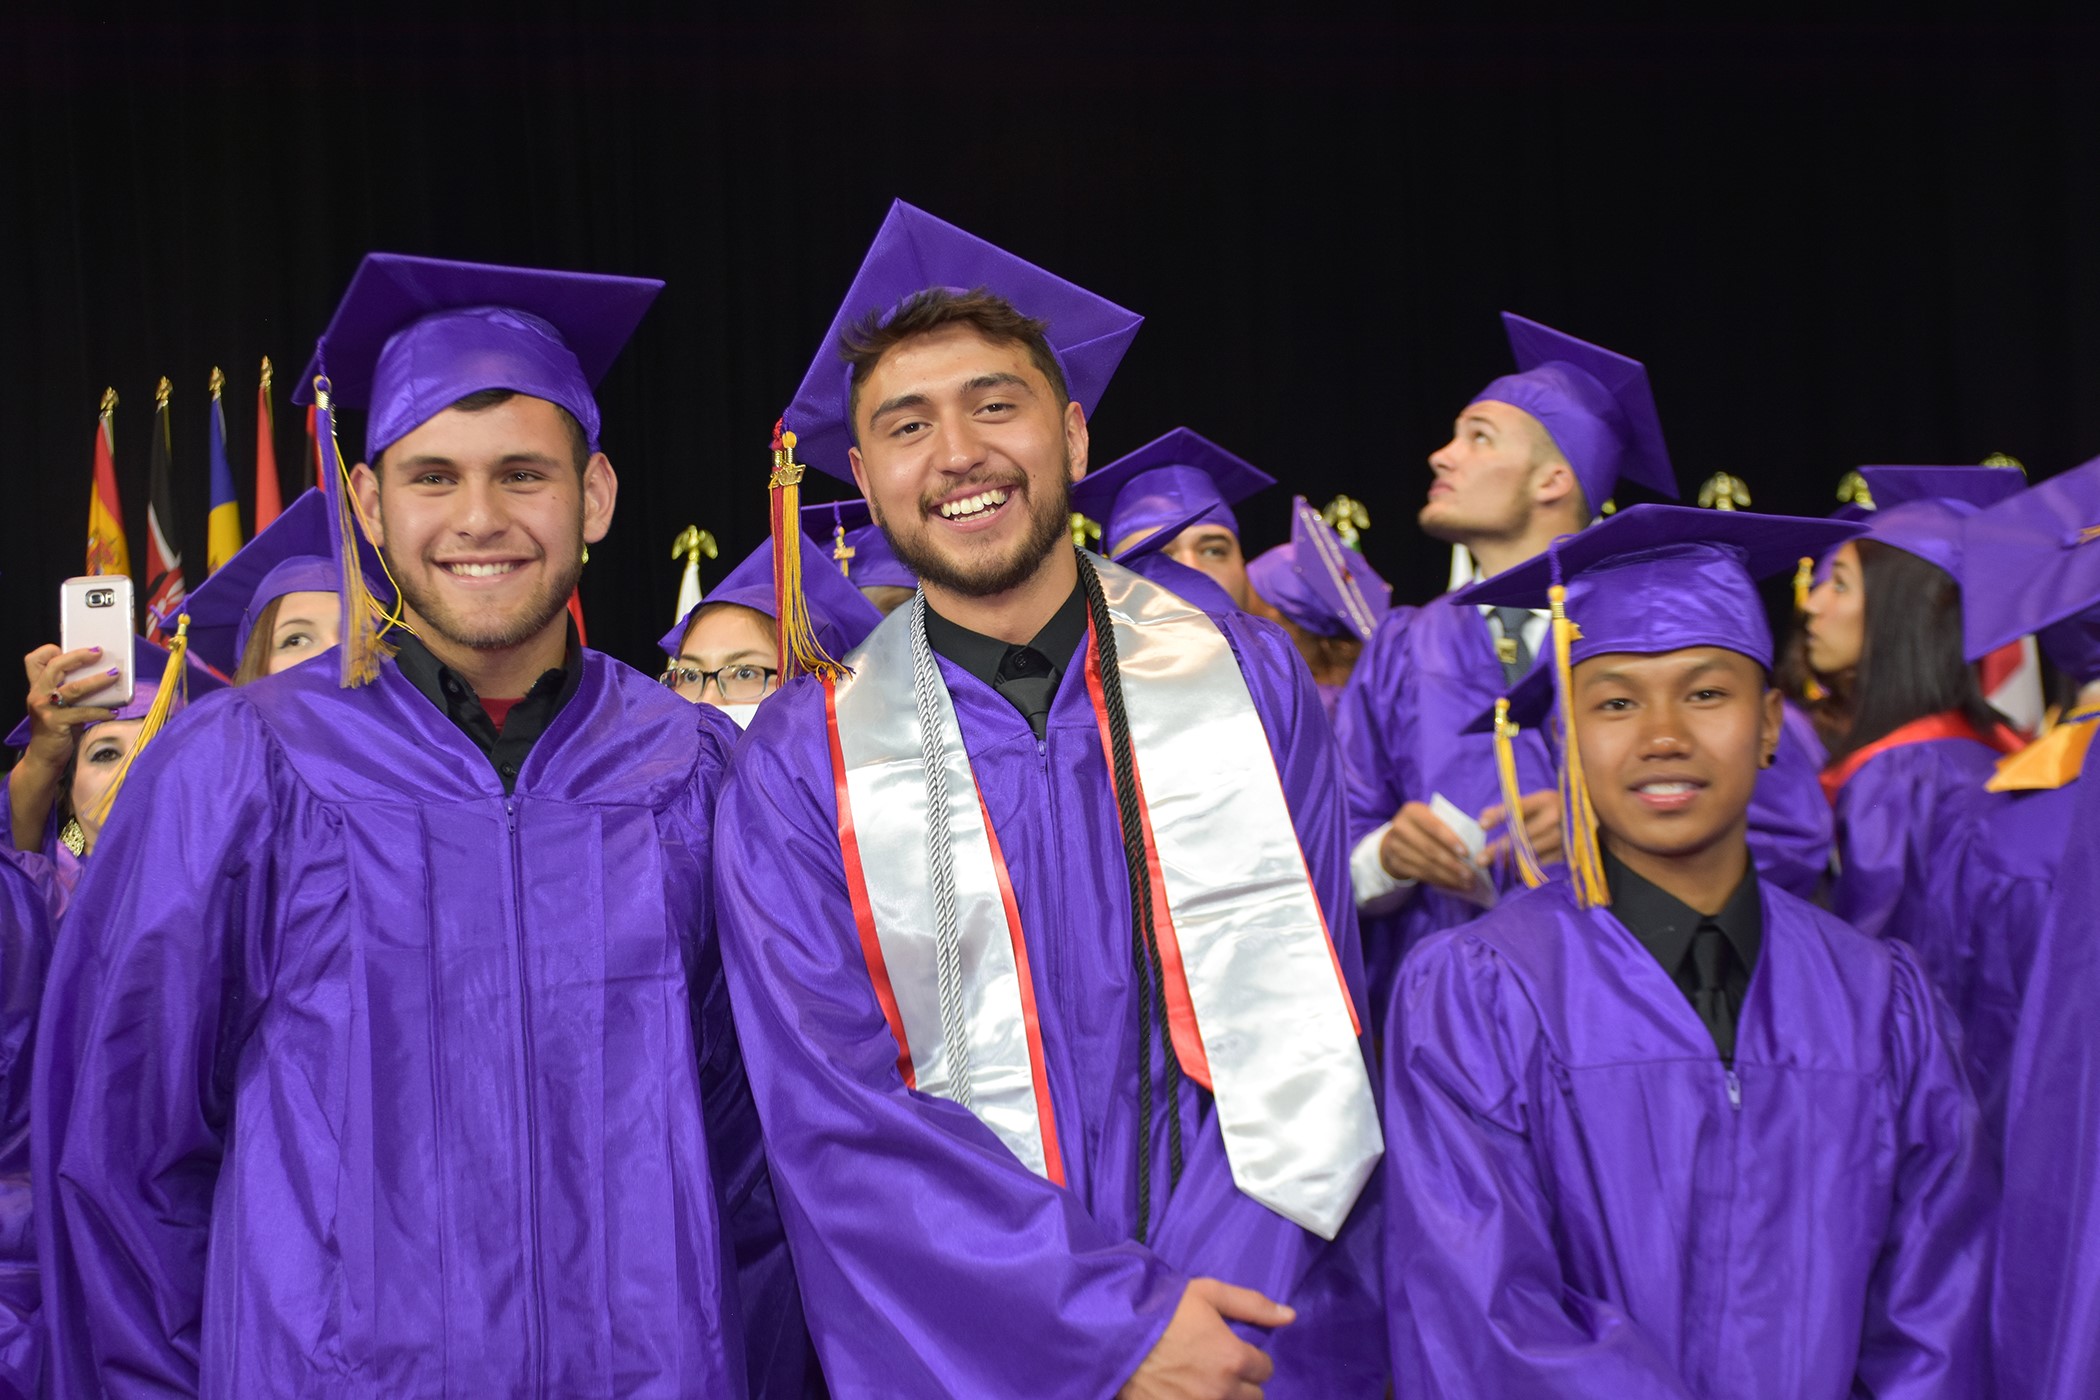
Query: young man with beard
1333 315 1833 1015
1385 505 1990 1396
32 255 787 1397
715 202 1384 1398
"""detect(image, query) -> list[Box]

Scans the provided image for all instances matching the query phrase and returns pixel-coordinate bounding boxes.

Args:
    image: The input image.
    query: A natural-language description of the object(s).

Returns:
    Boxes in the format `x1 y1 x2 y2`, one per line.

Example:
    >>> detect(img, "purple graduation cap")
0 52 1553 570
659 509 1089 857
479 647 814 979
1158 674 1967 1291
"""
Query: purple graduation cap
798 498 918 590
1852 465 2027 578
659 534 885 662
1958 455 2100 679
291 253 664 460
1245 496 1393 643
5 634 228 749
1457 505 1866 905
1107 499 1241 615
1068 427 1276 557
183 487 396 676
783 200 1144 483
1469 312 1677 516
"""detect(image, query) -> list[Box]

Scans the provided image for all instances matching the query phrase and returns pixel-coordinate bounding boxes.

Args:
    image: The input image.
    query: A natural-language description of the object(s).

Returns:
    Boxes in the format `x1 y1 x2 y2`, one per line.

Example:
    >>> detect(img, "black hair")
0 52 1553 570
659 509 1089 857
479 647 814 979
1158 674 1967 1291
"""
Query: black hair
1831 539 2006 760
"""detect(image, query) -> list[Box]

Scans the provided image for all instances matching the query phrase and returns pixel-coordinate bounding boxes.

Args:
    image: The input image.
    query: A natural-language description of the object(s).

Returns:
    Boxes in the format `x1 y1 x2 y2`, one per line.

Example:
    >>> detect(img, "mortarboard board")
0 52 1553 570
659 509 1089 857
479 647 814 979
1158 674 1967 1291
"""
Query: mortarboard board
1852 465 2027 578
1469 312 1676 516
292 252 663 460
783 200 1144 484
660 534 886 663
1958 455 2100 679
1456 504 1866 906
1069 427 1275 557
1107 500 1242 615
183 487 396 676
1246 496 1393 643
798 497 919 591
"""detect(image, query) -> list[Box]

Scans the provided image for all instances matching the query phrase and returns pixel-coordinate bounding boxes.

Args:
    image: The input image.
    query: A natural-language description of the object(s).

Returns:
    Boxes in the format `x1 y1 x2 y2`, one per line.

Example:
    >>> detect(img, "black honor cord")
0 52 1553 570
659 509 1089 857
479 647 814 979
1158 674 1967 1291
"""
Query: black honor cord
1077 551 1185 1245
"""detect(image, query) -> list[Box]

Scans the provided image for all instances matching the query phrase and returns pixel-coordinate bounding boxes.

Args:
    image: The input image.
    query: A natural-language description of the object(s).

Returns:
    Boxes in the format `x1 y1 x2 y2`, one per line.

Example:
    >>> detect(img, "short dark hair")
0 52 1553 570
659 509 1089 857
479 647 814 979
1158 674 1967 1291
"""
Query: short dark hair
839 287 1070 440
373 388 590 475
1831 538 2005 759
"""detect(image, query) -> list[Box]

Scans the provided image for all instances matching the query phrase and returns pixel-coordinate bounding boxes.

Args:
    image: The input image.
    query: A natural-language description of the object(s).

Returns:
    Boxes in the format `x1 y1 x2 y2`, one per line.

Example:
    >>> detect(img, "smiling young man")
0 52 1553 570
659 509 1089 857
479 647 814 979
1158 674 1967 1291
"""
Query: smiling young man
1333 316 1836 1019
714 202 1384 1398
1382 504 1991 1397
31 255 792 1397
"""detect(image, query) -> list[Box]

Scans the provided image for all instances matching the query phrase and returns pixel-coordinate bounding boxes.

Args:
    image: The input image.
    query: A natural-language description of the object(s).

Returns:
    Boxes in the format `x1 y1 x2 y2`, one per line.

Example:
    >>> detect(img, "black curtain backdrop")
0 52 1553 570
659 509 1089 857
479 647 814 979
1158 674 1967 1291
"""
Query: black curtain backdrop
6 11 2100 739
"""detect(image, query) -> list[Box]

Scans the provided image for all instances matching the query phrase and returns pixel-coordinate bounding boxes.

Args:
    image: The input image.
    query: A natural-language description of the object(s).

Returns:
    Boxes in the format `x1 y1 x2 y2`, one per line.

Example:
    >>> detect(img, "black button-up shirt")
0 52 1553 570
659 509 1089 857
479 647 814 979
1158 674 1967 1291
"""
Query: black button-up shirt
922 583 1090 741
1603 849 1763 1063
391 622 584 795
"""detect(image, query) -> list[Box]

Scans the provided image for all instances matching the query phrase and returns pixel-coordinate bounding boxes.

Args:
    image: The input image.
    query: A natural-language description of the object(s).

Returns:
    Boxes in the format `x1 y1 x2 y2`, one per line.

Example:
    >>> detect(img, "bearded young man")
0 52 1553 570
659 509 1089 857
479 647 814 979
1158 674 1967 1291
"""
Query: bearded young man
714 202 1384 1399
31 255 790 1398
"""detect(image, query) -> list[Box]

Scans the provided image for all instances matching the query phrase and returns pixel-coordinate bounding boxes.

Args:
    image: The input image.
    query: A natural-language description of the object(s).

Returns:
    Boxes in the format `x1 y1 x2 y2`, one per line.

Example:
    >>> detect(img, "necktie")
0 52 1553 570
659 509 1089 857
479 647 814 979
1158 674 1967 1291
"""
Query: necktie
1490 607 1535 686
995 646 1059 741
1689 921 1735 1063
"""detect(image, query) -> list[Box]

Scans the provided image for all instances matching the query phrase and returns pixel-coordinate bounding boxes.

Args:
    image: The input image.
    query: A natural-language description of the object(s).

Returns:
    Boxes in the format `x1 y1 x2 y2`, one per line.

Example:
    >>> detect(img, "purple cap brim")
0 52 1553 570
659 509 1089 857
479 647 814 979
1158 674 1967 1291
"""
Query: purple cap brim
659 533 886 661
1069 427 1275 554
1246 496 1393 642
1958 455 2100 676
184 487 394 674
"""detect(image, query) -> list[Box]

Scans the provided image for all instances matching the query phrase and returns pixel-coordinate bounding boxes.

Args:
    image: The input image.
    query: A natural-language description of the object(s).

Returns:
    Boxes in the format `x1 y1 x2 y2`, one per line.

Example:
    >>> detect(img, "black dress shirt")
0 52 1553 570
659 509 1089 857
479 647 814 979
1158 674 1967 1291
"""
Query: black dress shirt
922 583 1090 741
1603 850 1763 1064
391 621 584 795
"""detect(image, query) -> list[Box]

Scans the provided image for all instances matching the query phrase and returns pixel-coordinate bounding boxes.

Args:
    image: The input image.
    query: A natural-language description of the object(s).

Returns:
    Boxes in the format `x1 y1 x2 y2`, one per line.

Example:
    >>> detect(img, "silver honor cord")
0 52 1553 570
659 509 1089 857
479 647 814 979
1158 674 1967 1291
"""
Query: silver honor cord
909 593 974 1110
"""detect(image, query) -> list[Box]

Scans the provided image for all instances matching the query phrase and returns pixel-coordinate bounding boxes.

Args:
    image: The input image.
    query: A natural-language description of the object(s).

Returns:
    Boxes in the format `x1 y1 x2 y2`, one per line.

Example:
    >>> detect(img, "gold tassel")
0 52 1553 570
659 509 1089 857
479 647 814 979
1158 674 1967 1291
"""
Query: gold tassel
1551 583 1611 908
768 421 848 682
1493 698 1547 889
79 615 192 830
316 377 402 688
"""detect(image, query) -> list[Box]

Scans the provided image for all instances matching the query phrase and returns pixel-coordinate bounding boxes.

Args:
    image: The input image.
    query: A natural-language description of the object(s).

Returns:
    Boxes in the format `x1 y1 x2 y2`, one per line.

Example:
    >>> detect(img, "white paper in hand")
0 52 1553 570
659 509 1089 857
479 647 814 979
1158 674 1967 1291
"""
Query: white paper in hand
1429 792 1499 910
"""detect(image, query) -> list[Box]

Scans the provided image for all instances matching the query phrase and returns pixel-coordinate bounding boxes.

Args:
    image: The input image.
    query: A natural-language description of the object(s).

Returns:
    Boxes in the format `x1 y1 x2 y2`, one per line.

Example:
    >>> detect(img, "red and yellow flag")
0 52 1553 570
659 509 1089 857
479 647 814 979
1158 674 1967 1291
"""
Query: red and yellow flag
86 387 131 579
254 356 283 533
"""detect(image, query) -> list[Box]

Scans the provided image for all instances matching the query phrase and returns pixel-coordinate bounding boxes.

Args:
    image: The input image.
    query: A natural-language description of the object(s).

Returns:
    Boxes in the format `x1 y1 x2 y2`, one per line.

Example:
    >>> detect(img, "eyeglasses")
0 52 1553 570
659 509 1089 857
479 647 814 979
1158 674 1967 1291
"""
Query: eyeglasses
658 663 780 703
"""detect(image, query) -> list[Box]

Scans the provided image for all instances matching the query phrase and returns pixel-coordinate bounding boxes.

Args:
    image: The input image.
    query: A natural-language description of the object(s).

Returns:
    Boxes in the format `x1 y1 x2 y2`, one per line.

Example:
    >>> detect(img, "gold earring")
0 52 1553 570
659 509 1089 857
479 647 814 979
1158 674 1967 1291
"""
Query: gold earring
581 544 590 566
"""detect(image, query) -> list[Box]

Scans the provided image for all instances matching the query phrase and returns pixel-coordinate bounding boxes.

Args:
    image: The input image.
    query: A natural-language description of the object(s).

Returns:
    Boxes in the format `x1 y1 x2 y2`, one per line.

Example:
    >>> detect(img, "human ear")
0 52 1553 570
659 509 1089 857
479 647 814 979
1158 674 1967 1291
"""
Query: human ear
581 453 618 545
350 462 385 549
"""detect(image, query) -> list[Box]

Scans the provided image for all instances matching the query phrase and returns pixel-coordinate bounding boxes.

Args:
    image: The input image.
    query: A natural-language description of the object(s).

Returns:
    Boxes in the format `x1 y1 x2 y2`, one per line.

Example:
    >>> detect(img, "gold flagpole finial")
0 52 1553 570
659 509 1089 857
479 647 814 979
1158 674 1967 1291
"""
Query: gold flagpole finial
1320 494 1370 550
1069 513 1102 550
99 386 118 416
208 366 225 399
1696 471 1752 511
1981 451 2027 476
671 525 718 566
259 355 273 393
154 375 172 409
1835 470 1874 511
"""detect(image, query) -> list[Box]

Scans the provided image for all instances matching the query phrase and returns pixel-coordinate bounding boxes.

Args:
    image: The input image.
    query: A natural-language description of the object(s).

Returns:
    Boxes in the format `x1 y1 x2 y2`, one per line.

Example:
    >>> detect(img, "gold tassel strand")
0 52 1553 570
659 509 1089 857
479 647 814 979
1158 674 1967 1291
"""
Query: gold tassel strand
1492 698 1547 889
767 420 847 682
1550 582 1611 908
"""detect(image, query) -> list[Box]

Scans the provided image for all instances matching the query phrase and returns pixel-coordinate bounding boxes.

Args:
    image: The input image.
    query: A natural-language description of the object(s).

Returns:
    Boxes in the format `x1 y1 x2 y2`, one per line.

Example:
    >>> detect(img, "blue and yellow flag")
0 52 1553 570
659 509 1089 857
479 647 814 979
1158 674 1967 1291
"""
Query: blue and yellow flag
206 366 243 574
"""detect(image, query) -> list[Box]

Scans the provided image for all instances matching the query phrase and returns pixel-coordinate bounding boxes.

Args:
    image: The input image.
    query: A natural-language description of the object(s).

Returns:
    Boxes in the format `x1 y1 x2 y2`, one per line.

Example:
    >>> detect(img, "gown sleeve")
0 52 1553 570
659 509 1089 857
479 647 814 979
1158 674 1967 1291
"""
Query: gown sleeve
1383 931 1695 1398
30 699 281 1398
1830 750 1927 939
1853 938 1992 1397
1332 607 1415 851
1743 708 1833 900
713 699 1186 1400
0 858 52 1400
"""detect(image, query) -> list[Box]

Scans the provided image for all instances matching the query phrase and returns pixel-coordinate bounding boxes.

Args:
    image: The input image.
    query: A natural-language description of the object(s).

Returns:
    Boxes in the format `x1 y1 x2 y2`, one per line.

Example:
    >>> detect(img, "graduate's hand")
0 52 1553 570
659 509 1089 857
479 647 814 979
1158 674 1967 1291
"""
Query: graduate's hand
1480 788 1564 867
1119 1278 1290 1400
1380 802 1478 893
19 644 119 772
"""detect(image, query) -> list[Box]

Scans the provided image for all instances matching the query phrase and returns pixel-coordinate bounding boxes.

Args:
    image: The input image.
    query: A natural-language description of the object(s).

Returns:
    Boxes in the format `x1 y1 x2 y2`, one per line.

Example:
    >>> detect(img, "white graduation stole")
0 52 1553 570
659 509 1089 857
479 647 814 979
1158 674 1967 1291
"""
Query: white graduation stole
823 556 1381 1239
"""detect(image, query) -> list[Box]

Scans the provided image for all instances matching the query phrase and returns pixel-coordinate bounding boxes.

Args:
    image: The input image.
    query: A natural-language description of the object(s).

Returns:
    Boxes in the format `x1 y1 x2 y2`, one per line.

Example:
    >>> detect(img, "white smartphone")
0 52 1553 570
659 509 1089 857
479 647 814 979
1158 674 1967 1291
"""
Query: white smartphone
59 575 136 710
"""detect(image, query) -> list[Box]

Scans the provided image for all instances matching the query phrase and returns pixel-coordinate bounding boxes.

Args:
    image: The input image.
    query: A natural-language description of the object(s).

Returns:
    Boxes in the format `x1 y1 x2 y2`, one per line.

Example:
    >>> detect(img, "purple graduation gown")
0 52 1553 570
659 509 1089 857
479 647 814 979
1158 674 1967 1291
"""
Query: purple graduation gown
1384 878 1991 1398
1334 599 1833 1006
0 856 50 1400
714 609 1385 1398
32 652 766 1398
0 783 81 925
1993 742 2100 1399
1829 732 1999 940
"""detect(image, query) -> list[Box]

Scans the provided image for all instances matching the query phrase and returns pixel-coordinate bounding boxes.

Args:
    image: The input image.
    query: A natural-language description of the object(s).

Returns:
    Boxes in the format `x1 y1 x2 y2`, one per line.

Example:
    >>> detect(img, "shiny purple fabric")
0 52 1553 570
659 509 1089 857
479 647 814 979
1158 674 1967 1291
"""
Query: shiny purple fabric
1333 598 1834 1011
1994 740 2100 1398
1245 498 1393 644
714 610 1386 1397
0 856 51 1400
1068 428 1274 557
1862 497 1980 578
1384 879 1991 1397
183 486 390 677
1829 733 2000 940
1957 454 2100 675
657 533 884 660
31 653 768 1396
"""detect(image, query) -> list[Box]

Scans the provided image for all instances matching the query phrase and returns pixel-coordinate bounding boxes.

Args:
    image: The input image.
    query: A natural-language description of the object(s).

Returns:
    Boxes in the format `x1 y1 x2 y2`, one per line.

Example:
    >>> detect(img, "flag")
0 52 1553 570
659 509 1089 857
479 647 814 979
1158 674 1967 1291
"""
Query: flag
86 387 131 581
254 355 283 532
1984 635 2047 740
143 376 187 642
206 367 243 574
566 586 588 647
